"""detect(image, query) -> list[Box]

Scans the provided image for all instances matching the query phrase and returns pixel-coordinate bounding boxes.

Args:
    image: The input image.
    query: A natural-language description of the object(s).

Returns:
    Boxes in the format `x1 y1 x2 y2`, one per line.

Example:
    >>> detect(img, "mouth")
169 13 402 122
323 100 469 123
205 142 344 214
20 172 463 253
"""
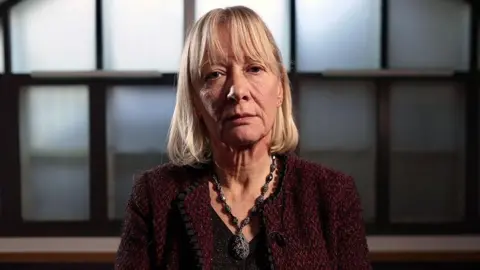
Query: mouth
225 113 256 122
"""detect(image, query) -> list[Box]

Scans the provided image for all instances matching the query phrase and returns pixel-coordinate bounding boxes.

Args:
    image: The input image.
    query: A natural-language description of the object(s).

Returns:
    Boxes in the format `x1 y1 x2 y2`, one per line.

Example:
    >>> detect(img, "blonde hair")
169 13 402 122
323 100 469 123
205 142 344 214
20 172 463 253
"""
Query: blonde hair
167 5 298 166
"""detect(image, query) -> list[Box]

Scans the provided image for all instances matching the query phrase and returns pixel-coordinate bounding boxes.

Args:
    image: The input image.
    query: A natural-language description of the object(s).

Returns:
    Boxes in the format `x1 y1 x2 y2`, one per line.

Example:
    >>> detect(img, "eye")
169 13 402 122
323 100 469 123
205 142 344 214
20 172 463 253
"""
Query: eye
247 65 263 74
204 71 222 81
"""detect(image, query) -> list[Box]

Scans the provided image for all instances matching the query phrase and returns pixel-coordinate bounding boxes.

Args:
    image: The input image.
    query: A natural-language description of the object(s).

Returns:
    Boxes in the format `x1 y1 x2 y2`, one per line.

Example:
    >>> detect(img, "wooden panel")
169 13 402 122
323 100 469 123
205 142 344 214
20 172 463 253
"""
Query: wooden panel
1 251 480 263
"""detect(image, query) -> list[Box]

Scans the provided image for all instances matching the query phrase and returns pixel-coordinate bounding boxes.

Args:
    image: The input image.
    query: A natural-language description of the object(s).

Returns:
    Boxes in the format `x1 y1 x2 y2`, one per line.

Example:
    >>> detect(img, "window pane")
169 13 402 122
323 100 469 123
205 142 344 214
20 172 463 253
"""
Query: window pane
20 86 90 221
296 0 381 71
299 80 376 221
107 87 175 219
103 0 183 72
195 0 290 69
388 0 470 70
390 82 465 222
0 24 4 73
11 0 95 73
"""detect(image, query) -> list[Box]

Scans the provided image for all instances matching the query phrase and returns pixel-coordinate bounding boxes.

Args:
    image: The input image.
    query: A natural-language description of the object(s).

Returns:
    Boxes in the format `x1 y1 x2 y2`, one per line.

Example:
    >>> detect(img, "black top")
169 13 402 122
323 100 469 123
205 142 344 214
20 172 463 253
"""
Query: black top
211 207 270 270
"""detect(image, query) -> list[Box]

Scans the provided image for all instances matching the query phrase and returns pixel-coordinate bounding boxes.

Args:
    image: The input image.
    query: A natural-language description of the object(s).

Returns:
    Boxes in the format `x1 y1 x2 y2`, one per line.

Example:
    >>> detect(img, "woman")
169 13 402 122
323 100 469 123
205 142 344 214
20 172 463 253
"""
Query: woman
116 5 371 270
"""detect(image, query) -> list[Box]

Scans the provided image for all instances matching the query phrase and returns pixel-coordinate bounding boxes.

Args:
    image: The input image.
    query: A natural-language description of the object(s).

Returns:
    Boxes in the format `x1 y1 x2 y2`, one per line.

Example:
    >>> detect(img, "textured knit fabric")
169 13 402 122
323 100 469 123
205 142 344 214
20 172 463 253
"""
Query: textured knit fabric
115 152 372 270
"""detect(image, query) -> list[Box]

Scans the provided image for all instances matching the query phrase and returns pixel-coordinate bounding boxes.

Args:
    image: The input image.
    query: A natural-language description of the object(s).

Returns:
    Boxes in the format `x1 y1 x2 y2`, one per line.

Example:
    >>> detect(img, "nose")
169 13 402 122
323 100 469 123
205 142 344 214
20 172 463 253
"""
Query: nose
227 69 251 102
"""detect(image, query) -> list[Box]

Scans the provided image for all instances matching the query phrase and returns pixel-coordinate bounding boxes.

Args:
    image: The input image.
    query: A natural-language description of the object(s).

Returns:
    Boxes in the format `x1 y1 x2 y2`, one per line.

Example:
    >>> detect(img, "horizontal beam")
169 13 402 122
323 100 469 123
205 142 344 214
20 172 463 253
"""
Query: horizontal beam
0 71 472 86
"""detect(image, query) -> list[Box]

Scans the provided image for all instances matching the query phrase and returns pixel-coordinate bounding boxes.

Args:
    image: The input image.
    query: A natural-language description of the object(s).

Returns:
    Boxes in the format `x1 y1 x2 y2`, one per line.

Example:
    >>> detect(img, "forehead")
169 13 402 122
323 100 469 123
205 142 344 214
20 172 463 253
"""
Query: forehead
203 27 240 64
204 25 272 66
192 9 279 71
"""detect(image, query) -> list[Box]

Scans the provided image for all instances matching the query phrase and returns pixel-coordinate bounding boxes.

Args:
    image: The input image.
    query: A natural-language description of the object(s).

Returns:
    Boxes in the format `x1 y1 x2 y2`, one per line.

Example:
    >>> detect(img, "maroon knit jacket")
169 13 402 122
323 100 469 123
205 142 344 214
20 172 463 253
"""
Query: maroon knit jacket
115 153 371 270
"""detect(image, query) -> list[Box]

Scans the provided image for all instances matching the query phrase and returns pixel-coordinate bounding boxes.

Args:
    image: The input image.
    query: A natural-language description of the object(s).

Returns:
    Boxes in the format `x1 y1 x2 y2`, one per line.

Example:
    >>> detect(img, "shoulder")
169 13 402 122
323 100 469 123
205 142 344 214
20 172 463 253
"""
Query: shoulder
138 162 197 186
128 162 202 210
285 154 357 204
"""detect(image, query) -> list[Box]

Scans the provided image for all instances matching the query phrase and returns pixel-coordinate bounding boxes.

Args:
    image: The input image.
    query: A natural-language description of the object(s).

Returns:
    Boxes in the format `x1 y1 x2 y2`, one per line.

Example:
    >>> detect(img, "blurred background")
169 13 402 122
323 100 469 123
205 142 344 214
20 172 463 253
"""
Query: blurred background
0 0 479 269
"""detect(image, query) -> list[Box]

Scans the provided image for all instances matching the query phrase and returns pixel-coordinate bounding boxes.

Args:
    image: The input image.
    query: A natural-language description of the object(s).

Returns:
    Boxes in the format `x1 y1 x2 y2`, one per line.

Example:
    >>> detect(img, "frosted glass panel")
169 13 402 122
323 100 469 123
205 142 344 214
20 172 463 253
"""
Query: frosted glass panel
296 0 381 71
299 80 376 221
0 24 4 73
107 87 175 219
103 0 184 71
195 0 290 69
20 86 90 221
11 0 95 72
389 0 470 70
390 82 465 222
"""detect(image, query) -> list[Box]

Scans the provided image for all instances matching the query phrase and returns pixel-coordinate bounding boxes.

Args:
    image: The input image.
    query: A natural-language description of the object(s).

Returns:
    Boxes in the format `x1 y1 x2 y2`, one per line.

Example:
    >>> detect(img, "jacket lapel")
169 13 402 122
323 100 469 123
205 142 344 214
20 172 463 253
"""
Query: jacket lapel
175 176 213 270
262 153 295 269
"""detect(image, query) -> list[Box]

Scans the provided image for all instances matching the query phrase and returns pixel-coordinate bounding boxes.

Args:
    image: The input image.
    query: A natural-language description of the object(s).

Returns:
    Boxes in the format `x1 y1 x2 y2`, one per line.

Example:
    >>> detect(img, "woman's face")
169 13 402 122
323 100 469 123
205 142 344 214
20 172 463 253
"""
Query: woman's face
193 33 283 149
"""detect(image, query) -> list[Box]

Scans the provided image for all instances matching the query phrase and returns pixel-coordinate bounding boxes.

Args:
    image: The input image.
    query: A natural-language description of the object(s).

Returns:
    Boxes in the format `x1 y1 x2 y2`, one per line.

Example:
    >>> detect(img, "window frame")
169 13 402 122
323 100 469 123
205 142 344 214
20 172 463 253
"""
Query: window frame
0 0 478 237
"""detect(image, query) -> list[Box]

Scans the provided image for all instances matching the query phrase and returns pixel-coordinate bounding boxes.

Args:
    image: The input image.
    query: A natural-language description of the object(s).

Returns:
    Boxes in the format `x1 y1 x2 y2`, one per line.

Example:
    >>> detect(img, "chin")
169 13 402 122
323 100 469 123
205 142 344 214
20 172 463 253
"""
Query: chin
221 127 264 147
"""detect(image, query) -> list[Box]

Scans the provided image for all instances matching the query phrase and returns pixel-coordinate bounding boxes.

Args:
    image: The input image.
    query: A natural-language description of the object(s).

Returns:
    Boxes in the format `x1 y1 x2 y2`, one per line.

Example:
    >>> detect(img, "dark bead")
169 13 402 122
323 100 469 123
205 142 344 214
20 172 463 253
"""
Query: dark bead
177 193 186 200
225 205 231 212
187 229 195 236
240 217 250 227
267 174 273 181
232 217 238 224
255 197 264 205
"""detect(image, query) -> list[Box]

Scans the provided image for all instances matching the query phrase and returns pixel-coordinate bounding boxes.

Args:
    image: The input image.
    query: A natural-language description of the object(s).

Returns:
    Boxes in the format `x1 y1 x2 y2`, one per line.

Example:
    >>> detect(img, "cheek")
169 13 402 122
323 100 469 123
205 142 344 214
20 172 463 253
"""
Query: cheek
255 84 281 115
260 88 282 128
198 90 223 120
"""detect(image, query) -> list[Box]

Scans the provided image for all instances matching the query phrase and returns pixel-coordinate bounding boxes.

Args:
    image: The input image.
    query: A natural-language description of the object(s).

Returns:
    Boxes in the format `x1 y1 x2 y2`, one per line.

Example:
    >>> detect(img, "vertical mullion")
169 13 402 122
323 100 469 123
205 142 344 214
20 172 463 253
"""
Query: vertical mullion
0 4 20 229
89 83 107 223
0 77 22 225
375 0 390 226
380 0 388 69
465 2 479 225
289 0 300 155
289 0 296 74
95 0 103 70
2 7 12 73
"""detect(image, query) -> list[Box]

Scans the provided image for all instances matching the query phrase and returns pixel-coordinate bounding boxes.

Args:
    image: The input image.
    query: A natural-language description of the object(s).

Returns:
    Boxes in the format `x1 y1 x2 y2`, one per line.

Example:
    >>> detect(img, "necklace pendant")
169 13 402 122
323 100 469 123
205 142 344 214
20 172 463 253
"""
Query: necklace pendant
229 233 250 260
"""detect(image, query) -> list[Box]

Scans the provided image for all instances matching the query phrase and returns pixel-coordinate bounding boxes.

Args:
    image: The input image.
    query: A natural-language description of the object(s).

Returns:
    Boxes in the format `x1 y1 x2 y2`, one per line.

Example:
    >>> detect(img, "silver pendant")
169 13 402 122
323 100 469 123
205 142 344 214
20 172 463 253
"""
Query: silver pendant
229 234 249 260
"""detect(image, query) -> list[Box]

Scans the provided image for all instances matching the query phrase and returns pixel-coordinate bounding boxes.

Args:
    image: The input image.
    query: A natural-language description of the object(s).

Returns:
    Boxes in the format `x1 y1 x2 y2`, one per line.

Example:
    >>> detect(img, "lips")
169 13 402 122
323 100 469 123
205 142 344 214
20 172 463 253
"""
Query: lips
224 113 255 122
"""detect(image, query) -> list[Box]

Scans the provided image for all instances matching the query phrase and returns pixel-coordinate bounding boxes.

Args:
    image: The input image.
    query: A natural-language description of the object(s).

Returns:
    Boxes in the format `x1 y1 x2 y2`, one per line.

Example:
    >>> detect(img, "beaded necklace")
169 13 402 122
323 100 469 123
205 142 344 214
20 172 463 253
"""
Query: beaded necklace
211 155 276 260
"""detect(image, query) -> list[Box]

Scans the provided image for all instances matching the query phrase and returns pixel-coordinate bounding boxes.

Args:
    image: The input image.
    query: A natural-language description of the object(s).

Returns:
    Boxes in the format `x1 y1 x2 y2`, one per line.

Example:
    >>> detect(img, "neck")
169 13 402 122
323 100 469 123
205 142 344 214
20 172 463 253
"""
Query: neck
211 143 273 194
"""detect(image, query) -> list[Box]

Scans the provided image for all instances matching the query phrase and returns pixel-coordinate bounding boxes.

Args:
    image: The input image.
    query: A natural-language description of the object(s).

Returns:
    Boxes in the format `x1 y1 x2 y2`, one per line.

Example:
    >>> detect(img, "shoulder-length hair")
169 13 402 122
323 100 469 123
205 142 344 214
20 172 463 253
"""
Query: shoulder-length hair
167 5 298 166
